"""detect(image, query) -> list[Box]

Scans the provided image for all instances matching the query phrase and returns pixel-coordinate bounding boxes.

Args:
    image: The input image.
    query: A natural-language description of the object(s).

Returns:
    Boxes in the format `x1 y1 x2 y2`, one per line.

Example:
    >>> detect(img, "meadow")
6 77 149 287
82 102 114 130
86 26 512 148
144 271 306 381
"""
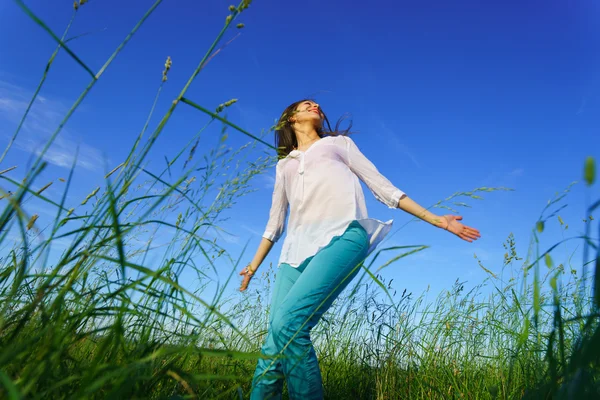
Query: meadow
0 1 598 399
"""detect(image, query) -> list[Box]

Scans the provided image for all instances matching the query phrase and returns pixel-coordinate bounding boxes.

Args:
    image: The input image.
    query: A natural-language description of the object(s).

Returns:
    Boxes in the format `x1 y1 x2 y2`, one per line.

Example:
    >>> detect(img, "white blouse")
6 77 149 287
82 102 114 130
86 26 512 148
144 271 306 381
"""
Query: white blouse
263 135 405 267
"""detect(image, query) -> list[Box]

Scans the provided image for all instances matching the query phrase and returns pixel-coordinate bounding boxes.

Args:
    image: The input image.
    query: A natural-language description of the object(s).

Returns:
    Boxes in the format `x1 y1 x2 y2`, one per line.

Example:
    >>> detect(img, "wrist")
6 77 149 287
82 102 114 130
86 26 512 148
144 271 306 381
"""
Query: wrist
247 263 258 274
432 215 447 229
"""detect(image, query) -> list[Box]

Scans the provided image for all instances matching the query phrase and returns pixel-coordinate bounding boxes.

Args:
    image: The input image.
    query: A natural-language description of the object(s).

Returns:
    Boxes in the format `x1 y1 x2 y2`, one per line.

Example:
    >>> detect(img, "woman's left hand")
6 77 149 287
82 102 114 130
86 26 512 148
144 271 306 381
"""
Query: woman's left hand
440 215 481 242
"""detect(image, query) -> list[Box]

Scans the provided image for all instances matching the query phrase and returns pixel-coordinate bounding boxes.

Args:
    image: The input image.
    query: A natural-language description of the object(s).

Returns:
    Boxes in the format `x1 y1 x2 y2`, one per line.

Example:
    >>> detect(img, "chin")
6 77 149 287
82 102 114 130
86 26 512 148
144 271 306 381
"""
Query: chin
309 114 323 124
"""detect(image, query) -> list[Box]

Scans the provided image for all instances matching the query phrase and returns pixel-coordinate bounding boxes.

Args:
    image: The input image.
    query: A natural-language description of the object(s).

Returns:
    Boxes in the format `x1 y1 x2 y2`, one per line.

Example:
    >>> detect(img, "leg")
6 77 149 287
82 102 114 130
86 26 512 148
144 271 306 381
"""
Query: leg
270 222 369 400
250 263 302 400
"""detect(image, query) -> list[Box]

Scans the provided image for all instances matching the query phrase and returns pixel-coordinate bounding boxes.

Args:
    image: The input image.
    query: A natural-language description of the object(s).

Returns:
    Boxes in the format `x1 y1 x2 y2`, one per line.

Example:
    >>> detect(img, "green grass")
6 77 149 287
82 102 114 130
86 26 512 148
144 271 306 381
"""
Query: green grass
0 1 599 399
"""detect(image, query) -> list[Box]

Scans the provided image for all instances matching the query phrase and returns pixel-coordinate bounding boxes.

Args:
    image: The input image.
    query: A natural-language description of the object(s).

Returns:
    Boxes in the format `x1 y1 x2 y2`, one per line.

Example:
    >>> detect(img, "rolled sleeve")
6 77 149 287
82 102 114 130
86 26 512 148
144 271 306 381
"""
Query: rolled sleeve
342 136 405 209
262 161 288 242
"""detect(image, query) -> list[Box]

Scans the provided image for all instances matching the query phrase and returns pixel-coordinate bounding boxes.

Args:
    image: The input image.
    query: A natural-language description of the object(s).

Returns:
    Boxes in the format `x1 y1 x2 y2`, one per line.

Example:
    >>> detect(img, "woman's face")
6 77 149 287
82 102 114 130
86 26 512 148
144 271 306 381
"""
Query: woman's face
290 100 323 128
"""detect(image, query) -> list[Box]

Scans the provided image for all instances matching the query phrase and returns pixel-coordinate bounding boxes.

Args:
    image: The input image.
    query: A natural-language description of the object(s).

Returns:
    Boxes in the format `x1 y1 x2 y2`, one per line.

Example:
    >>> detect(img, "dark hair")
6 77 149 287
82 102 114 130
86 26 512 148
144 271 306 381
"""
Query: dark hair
274 99 353 158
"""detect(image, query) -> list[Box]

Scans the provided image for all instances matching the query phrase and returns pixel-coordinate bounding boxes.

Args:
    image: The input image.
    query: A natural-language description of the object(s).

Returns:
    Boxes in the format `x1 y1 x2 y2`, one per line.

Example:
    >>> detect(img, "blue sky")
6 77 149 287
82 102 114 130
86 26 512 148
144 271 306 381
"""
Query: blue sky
0 0 598 303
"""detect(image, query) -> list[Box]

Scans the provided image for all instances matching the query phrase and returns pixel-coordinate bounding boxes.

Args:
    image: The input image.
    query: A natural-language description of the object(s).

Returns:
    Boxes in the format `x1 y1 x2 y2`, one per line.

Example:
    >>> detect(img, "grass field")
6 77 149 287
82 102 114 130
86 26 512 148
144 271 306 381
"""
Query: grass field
0 1 598 398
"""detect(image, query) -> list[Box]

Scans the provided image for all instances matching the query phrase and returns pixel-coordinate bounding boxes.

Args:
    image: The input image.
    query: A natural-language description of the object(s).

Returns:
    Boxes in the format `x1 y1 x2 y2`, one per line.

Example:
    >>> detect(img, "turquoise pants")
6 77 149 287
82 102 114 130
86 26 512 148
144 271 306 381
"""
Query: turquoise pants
250 221 369 400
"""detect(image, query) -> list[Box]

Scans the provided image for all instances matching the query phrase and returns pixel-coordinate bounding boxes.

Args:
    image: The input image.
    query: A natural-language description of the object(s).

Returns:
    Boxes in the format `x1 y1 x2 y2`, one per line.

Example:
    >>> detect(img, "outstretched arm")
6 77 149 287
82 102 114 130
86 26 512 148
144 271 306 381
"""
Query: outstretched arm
396 194 441 226
397 195 481 242
343 136 480 243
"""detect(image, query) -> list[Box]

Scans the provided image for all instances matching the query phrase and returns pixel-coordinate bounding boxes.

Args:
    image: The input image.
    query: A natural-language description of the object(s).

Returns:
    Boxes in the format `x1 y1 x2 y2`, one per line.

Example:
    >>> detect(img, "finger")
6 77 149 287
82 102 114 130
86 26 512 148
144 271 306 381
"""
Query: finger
458 230 473 241
463 226 479 236
465 226 481 235
463 230 478 240
455 215 463 221
464 230 476 238
466 229 481 239
240 275 252 291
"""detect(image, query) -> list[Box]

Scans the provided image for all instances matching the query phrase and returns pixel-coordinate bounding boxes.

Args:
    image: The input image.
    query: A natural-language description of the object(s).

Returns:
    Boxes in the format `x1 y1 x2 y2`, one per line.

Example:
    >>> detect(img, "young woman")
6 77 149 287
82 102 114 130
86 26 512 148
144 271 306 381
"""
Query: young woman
239 99 480 399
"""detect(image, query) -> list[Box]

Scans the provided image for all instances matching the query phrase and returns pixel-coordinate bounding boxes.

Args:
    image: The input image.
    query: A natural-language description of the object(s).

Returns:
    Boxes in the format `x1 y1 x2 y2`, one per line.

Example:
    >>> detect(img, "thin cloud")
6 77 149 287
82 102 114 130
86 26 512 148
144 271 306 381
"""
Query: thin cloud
241 224 263 237
376 119 421 169
576 98 586 115
207 226 241 246
480 166 524 187
247 48 261 70
0 79 104 172
510 168 524 177
466 247 492 262
261 172 275 189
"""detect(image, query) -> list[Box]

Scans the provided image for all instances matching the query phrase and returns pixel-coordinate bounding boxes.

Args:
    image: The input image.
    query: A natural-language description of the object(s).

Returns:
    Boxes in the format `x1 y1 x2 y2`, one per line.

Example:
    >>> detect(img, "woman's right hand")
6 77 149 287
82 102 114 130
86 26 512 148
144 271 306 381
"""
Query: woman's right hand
239 238 273 291
239 265 257 292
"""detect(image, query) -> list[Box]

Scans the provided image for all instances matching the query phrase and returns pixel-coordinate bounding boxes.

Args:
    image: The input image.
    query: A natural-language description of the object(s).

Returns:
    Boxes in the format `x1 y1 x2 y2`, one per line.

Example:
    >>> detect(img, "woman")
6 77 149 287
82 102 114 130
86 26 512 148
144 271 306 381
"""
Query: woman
239 99 480 399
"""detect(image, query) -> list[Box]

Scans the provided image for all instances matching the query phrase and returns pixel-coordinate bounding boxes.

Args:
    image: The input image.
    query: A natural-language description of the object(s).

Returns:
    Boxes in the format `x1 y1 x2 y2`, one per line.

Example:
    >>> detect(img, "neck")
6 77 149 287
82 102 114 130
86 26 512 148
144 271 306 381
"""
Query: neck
293 124 320 147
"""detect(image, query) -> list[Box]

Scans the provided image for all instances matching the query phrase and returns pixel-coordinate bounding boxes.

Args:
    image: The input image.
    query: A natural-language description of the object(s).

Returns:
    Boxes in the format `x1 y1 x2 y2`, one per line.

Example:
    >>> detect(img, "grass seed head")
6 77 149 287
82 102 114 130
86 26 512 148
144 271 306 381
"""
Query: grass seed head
162 56 172 82
27 214 39 230
37 181 53 195
215 98 238 113
240 0 252 11
74 0 87 10
81 186 100 205
584 156 595 186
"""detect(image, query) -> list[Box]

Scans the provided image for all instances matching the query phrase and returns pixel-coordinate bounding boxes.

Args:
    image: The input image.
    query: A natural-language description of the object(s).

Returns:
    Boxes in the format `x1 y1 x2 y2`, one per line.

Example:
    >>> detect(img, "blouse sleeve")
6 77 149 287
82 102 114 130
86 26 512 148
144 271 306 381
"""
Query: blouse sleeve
342 136 405 209
262 160 289 242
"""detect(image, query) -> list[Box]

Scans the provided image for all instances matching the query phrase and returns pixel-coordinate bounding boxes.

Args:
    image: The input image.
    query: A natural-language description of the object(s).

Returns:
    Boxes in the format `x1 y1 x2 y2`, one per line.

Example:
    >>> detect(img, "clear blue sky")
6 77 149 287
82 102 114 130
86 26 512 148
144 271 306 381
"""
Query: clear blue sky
0 0 598 302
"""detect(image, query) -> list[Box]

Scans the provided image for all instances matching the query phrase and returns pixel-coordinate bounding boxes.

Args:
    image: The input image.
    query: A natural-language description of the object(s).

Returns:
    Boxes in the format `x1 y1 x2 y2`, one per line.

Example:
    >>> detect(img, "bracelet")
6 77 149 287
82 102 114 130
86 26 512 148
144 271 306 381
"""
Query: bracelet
245 264 256 276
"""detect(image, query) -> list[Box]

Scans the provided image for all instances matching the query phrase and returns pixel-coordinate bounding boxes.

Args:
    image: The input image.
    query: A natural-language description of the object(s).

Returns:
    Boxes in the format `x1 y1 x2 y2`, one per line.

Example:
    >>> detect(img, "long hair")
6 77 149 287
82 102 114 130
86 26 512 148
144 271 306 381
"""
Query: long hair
274 99 353 158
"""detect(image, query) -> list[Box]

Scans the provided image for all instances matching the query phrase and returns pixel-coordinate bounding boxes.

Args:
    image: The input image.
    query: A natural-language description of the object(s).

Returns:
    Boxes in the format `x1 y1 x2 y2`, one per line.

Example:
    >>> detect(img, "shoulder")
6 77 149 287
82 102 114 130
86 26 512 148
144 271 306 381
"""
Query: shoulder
275 156 295 175
327 134 358 150
275 157 288 169
323 134 354 145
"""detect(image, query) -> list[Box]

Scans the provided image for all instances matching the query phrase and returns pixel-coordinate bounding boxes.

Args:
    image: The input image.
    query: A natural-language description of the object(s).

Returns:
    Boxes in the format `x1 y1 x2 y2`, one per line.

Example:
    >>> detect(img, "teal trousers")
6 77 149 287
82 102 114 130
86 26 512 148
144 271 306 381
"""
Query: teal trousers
250 221 369 400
